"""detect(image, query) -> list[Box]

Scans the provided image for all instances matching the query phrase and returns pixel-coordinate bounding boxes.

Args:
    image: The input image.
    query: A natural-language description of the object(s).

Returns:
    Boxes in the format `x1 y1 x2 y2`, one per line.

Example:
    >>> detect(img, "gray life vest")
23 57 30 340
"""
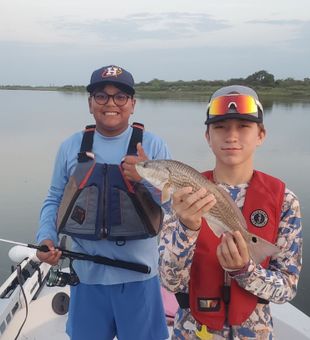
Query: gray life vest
56 123 163 242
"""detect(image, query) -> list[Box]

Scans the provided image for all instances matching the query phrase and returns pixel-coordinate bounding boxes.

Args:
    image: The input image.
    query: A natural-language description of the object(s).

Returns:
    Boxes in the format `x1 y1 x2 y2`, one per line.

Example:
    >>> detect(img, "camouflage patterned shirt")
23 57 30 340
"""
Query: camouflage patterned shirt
159 183 303 340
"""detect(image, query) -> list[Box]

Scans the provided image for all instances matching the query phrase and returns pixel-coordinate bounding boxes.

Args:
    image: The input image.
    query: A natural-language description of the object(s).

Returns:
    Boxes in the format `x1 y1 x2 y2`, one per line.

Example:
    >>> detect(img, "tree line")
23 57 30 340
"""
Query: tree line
135 70 310 91
1 70 309 98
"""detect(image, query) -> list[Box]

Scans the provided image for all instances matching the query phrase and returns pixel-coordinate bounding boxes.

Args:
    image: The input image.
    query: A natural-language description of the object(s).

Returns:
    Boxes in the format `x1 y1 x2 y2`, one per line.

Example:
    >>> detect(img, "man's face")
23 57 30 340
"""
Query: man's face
88 84 136 136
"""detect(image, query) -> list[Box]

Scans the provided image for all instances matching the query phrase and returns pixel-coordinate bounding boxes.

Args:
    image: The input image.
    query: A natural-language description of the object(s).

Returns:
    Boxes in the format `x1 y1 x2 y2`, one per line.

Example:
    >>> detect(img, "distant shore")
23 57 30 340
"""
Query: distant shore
1 79 310 101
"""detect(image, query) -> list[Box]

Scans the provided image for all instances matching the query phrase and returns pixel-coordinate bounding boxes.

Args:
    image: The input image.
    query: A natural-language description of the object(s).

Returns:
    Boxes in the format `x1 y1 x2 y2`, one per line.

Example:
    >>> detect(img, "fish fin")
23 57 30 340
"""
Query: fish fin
161 182 172 203
247 233 280 264
204 215 228 238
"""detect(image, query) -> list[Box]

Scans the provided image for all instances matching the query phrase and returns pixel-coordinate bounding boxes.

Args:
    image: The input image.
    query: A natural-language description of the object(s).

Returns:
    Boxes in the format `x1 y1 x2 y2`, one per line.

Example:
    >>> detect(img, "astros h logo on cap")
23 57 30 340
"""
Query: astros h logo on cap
102 66 123 78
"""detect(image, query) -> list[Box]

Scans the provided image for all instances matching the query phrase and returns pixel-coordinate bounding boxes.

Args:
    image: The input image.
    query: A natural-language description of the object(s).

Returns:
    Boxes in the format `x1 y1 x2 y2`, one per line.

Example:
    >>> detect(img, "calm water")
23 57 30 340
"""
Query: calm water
0 90 309 316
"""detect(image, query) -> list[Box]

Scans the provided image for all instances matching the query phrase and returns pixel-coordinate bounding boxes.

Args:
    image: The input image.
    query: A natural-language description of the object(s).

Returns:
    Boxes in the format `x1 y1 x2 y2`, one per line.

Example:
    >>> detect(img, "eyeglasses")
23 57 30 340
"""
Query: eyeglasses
208 94 263 117
92 92 131 106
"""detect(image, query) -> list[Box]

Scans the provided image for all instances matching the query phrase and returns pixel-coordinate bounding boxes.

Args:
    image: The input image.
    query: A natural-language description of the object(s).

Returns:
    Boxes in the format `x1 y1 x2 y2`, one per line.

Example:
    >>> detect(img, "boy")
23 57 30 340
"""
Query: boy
36 65 170 340
159 85 302 339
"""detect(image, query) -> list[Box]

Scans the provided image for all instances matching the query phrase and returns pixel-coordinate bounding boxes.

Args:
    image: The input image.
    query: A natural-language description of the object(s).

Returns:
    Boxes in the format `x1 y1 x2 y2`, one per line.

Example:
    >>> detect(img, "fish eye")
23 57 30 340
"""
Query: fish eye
252 236 257 243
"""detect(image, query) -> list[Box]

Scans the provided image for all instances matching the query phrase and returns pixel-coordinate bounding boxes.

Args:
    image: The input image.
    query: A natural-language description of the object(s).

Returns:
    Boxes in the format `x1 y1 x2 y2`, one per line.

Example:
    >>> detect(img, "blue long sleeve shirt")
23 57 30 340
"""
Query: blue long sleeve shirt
37 125 170 285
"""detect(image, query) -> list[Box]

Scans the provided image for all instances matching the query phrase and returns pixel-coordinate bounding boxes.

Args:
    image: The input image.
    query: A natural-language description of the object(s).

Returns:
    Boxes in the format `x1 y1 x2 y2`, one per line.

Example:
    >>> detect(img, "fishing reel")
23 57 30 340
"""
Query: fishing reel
46 236 80 287
46 265 80 287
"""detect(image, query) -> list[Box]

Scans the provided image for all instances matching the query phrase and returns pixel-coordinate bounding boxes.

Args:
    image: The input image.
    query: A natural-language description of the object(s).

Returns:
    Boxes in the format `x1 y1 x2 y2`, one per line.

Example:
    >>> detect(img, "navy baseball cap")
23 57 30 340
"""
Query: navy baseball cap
205 85 263 125
86 65 135 95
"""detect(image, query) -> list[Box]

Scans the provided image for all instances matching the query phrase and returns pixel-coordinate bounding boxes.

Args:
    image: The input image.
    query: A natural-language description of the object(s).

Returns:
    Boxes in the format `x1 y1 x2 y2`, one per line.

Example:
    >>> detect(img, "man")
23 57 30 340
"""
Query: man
37 65 170 340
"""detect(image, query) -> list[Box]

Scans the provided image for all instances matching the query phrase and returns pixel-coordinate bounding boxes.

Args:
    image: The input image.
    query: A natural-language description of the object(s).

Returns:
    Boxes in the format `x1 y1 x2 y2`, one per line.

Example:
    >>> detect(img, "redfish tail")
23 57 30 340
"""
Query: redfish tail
248 234 280 264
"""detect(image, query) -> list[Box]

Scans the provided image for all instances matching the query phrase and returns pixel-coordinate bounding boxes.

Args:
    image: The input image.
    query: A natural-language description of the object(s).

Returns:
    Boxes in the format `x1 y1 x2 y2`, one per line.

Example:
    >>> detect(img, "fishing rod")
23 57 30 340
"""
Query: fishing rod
0 238 151 274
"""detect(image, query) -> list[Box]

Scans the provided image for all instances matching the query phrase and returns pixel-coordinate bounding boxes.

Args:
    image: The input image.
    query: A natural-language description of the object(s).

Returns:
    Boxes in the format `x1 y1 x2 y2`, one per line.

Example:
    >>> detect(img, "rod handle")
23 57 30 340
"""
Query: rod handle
29 244 50 252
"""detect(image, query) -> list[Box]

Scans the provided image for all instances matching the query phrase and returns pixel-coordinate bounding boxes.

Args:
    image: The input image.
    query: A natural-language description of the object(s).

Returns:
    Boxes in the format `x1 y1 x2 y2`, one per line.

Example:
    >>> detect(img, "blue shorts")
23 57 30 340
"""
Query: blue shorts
66 276 169 340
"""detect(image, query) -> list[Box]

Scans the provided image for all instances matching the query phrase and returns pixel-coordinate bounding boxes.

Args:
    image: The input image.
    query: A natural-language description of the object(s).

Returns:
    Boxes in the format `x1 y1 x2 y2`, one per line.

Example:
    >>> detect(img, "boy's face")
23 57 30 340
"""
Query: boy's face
205 119 265 167
88 84 136 136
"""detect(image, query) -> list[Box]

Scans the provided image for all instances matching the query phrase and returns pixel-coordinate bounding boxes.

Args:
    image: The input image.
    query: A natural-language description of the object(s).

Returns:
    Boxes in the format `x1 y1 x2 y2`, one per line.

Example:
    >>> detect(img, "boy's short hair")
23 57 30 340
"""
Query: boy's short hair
205 85 263 125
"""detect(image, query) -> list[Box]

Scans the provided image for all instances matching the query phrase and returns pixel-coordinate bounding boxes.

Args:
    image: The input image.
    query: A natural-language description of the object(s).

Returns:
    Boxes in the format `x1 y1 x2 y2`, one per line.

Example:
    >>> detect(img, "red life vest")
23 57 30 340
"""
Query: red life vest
189 170 285 330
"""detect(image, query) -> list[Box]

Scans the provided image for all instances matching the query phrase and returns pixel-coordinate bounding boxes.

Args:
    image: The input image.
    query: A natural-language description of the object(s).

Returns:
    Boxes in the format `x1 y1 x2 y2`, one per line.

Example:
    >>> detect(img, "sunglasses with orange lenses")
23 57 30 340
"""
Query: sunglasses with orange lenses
208 94 262 117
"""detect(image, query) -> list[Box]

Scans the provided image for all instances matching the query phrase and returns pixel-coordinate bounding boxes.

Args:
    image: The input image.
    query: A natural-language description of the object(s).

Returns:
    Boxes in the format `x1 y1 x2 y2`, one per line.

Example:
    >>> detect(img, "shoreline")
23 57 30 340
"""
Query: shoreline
1 86 310 101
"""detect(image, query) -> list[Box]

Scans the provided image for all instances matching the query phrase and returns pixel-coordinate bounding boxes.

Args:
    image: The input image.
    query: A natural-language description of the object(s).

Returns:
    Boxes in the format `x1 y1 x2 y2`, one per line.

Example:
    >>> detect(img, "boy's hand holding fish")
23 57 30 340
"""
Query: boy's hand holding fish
217 231 250 271
172 186 250 271
172 187 216 231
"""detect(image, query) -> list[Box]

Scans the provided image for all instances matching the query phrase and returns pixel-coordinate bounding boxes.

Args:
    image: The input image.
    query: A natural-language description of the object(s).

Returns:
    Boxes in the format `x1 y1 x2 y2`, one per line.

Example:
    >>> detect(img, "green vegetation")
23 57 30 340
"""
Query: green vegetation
1 70 310 101
135 71 310 101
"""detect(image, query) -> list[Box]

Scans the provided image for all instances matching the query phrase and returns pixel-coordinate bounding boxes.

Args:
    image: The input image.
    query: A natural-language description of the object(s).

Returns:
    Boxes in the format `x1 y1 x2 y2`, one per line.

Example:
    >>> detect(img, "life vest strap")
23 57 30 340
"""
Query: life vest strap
127 122 144 155
78 123 144 162
175 292 269 309
78 125 96 162
175 292 191 309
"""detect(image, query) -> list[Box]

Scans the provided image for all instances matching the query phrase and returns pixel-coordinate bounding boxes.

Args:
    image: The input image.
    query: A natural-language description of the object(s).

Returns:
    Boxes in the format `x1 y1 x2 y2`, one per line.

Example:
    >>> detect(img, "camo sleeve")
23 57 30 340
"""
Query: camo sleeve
231 188 303 303
159 209 199 292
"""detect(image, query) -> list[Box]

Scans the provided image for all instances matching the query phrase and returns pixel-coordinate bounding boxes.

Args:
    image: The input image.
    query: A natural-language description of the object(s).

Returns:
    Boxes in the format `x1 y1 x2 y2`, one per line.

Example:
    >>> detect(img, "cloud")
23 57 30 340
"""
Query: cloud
246 19 308 25
287 21 310 51
248 19 310 51
247 19 309 26
52 12 230 42
0 8 308 85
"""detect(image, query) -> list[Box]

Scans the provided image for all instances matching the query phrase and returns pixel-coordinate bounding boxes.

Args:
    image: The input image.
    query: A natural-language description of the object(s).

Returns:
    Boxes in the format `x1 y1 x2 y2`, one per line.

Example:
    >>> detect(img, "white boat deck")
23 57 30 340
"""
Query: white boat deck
0 250 309 339
5 285 70 340
2 284 310 340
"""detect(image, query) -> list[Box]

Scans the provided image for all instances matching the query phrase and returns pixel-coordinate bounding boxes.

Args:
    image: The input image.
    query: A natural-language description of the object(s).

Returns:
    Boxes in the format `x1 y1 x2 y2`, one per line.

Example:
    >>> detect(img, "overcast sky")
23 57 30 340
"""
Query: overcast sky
1 0 309 85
